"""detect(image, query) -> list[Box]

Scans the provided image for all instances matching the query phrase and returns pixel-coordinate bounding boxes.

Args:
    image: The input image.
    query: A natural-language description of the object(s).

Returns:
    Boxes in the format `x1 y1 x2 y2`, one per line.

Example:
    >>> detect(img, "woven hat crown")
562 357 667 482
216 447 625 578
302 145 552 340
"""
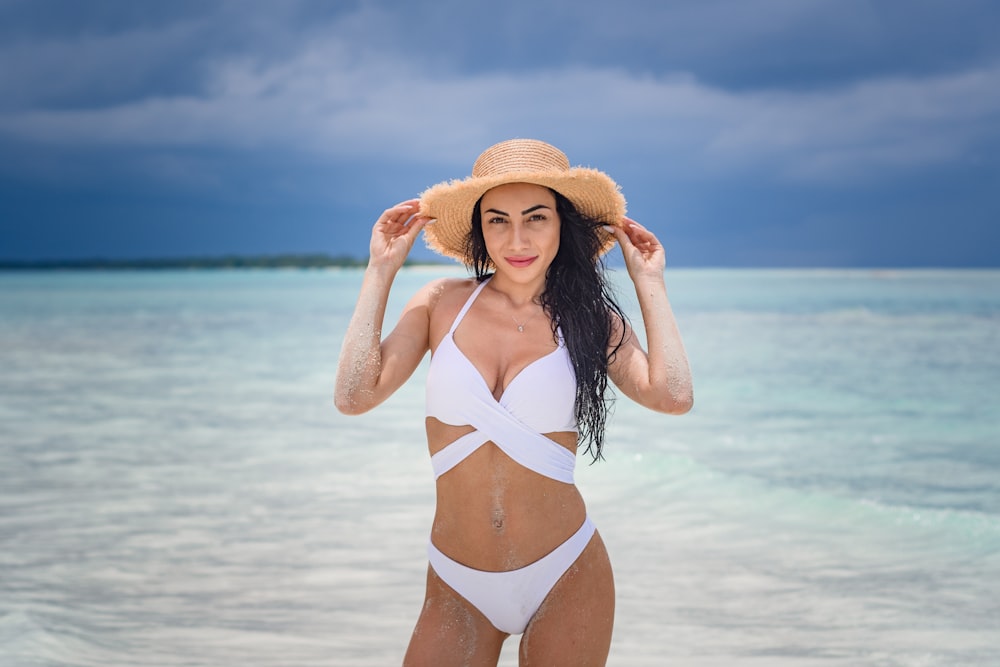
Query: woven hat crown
471 139 571 178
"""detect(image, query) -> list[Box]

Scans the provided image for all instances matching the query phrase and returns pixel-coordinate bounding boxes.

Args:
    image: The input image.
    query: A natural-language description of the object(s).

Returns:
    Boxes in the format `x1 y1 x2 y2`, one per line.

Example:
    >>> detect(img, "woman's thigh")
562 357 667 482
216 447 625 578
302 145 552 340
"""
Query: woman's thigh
518 531 615 667
403 566 508 667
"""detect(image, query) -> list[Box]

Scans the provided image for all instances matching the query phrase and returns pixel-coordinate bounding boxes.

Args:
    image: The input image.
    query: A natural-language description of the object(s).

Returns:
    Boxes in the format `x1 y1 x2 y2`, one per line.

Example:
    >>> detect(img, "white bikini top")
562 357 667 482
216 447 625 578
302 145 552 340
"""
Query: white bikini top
425 278 578 483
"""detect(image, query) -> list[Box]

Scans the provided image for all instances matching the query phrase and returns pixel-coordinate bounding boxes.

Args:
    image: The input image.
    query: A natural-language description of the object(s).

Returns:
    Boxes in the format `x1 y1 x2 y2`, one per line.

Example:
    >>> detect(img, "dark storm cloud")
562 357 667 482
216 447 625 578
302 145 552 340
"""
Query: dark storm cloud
365 0 1000 87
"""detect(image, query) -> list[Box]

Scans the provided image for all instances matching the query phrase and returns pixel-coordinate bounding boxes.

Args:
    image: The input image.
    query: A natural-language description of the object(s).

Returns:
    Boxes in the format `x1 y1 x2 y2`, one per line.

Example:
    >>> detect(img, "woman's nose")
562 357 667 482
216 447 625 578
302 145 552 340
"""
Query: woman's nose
509 222 528 248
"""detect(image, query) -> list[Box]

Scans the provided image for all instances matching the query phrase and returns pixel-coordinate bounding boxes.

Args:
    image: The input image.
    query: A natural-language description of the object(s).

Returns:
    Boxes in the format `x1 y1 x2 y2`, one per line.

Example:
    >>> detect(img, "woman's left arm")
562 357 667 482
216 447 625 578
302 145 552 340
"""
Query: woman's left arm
606 218 693 414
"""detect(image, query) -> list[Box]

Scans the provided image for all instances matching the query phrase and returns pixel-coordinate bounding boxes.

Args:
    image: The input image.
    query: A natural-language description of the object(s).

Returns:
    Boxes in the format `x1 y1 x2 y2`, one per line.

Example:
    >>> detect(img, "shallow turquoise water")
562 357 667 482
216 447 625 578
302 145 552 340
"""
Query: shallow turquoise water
1 267 998 666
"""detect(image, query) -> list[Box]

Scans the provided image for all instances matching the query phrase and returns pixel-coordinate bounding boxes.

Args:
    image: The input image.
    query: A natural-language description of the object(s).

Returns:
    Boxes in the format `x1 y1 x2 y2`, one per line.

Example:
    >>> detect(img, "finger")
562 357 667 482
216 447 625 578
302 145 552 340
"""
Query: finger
624 221 660 249
403 215 430 240
390 205 418 225
622 218 647 235
616 224 647 252
604 224 634 252
390 198 420 211
378 199 421 224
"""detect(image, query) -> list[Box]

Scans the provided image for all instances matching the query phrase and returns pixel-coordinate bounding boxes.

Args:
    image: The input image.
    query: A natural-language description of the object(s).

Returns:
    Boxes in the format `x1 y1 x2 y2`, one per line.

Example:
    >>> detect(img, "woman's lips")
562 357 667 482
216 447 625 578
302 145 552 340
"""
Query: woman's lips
505 256 538 268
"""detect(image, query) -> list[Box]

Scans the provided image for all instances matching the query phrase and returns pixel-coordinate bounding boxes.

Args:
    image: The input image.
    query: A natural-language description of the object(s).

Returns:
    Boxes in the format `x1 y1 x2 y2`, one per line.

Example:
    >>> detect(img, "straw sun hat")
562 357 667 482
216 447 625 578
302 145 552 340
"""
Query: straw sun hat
419 139 626 263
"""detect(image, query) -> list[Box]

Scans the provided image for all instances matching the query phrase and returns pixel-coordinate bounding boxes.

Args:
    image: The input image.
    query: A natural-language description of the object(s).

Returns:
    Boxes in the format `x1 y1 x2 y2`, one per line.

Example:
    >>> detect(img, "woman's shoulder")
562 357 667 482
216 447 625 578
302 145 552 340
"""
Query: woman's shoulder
417 276 479 305
416 277 480 338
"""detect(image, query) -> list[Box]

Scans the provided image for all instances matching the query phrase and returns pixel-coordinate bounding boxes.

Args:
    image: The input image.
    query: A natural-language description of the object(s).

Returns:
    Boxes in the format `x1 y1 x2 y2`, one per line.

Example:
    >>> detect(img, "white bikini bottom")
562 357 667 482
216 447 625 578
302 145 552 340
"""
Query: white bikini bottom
426 516 596 635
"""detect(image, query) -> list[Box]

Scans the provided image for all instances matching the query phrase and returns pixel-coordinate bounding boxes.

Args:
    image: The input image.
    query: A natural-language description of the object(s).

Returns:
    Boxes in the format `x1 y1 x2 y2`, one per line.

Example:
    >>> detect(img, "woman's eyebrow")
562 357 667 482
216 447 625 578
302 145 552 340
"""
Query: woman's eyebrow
483 204 551 216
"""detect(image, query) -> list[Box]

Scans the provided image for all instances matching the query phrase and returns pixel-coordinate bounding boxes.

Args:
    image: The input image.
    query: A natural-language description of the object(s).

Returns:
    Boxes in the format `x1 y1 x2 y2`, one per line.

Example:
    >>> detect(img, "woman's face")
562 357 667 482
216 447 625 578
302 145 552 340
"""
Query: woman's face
479 182 561 284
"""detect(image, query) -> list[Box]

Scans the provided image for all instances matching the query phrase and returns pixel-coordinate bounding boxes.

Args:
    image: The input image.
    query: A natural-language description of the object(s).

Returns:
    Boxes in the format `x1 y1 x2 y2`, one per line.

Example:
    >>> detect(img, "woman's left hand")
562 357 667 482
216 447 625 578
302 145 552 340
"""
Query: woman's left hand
608 217 666 281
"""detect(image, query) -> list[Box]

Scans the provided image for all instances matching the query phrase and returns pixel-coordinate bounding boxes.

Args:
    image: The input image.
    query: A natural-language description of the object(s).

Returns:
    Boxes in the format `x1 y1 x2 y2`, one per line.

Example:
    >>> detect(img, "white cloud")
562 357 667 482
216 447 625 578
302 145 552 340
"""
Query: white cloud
702 67 1000 181
2 26 999 186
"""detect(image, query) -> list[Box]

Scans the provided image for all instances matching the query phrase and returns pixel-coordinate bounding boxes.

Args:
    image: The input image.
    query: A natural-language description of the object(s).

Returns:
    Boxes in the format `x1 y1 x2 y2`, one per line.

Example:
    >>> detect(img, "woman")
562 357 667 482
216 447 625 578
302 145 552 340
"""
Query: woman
335 139 692 666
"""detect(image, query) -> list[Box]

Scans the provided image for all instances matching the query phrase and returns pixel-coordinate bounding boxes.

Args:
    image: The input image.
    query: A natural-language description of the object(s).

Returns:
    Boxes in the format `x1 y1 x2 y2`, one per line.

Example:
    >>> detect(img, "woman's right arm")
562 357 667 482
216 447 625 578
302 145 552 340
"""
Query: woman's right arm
334 199 432 415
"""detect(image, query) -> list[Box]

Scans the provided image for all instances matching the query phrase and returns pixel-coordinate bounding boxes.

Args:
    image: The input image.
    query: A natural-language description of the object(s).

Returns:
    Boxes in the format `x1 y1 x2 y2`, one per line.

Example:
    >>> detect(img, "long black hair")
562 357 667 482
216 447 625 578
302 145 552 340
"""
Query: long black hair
465 189 628 461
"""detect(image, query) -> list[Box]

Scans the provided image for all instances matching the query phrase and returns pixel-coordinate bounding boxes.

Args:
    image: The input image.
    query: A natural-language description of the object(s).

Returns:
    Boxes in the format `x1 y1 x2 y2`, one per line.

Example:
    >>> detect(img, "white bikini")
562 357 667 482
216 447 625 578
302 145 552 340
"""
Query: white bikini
424 278 596 635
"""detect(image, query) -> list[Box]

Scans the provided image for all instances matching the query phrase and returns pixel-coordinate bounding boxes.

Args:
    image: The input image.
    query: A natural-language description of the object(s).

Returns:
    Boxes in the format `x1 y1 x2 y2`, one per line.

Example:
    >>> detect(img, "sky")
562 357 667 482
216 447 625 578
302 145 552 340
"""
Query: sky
1 0 999 267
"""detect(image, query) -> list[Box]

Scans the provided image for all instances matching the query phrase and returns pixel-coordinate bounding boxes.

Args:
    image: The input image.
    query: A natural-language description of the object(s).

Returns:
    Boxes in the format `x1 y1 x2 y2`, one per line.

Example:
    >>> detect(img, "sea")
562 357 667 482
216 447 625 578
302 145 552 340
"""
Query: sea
1 266 998 666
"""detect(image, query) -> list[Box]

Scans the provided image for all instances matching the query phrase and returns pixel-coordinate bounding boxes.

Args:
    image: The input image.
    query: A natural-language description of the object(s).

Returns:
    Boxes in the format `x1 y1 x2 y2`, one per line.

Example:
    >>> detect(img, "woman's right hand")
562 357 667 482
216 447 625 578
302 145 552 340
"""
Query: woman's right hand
369 199 431 272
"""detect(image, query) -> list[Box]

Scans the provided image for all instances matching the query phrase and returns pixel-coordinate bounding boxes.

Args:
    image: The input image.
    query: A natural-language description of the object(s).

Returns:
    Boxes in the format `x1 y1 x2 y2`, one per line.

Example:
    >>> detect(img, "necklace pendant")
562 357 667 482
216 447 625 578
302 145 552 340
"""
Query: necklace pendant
517 324 525 333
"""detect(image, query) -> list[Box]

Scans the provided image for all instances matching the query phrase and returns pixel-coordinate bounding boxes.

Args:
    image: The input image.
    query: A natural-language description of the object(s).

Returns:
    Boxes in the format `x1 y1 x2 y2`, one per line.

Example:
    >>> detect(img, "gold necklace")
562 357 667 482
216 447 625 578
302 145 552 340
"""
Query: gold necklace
510 309 541 333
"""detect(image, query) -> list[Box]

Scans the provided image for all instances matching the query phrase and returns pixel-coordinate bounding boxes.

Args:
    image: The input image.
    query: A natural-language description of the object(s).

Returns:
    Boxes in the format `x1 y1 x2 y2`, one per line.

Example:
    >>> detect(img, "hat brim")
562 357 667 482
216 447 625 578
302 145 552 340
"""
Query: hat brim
419 167 626 264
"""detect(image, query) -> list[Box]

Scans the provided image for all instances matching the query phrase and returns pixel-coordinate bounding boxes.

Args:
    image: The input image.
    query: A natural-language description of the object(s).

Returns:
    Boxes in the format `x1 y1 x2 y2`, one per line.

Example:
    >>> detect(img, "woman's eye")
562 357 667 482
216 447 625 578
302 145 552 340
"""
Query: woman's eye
528 213 547 222
488 216 507 224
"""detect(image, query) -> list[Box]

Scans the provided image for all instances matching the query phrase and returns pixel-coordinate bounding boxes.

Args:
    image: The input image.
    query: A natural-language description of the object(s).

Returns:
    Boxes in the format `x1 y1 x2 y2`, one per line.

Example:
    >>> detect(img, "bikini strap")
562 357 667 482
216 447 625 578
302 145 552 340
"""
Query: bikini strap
448 277 491 334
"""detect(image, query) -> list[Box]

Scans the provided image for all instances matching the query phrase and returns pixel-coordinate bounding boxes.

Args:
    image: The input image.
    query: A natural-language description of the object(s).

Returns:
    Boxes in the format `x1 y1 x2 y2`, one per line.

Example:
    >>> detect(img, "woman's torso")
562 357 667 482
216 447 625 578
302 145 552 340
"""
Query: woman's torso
424 278 586 571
